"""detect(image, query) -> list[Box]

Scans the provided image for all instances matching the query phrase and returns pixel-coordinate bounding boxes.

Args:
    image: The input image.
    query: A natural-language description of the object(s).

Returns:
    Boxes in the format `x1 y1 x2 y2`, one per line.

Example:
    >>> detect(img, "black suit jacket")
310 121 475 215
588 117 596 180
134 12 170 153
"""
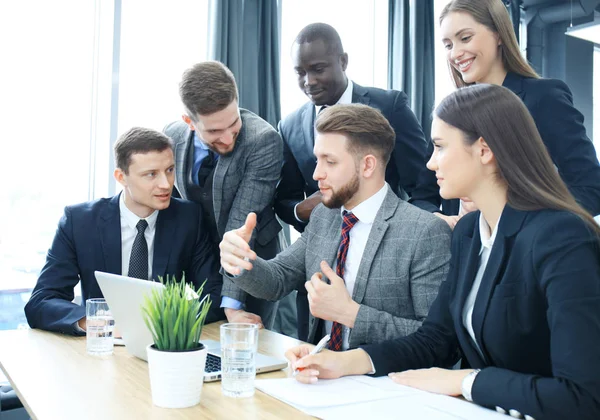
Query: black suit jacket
24 195 224 335
363 206 600 420
411 73 600 216
275 82 433 232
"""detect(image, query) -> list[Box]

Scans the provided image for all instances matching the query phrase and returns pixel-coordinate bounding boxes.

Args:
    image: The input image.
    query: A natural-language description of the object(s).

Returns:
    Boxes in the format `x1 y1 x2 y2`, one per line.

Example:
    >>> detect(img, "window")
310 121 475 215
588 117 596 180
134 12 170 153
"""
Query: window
0 0 209 330
0 1 98 330
433 0 454 105
279 0 389 119
594 46 599 159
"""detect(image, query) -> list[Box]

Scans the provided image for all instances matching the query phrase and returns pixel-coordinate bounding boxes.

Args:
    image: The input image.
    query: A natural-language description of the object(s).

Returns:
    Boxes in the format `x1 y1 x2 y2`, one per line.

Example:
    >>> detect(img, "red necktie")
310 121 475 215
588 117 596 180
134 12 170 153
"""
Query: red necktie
329 211 359 351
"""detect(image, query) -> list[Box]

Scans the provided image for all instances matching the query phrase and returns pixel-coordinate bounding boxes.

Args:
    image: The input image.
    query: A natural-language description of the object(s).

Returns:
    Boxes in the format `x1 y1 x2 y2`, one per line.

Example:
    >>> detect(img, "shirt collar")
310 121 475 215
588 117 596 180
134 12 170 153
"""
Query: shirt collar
316 79 353 115
341 183 388 224
119 191 158 231
194 132 210 150
478 211 501 251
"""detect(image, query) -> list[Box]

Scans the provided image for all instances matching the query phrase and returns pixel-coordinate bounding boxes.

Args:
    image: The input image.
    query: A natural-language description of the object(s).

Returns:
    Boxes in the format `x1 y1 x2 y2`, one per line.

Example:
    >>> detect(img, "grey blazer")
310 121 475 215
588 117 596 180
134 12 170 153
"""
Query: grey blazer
164 109 283 301
224 188 452 348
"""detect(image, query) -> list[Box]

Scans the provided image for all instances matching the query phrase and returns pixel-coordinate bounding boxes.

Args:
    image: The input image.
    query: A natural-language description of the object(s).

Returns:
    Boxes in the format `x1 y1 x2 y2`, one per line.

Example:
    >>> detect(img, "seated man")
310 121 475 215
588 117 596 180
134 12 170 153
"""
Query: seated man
220 104 451 349
25 127 222 335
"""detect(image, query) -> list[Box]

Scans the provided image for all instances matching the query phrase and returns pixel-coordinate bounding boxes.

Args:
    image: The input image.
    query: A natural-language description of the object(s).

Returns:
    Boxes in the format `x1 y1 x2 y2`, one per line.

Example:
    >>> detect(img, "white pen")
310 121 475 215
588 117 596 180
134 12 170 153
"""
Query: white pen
293 334 331 377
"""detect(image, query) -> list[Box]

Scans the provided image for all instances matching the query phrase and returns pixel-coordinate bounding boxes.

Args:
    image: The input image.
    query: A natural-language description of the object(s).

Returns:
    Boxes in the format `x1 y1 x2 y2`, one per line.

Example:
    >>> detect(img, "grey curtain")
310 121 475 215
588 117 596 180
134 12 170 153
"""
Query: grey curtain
208 0 281 127
388 0 435 140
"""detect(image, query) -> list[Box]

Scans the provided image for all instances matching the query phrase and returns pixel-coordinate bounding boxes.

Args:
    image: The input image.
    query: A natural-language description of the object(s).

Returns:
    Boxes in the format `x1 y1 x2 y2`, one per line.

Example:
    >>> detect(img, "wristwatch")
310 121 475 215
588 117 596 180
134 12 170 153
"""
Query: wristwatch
461 369 481 402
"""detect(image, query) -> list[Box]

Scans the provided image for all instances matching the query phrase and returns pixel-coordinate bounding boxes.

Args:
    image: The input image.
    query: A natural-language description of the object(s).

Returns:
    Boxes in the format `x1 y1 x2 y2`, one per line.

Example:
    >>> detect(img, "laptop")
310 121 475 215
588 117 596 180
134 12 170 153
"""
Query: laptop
94 271 288 382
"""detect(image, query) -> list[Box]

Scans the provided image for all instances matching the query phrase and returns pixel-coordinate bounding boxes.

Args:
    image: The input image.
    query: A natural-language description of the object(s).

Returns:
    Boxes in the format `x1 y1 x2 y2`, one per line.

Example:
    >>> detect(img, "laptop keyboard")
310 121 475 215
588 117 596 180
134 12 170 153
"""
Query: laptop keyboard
205 353 221 373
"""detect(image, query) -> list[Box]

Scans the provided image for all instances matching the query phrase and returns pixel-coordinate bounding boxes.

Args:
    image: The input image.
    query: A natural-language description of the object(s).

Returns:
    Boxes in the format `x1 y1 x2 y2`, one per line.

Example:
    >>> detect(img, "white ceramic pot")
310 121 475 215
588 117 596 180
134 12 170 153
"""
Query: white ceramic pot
146 343 207 408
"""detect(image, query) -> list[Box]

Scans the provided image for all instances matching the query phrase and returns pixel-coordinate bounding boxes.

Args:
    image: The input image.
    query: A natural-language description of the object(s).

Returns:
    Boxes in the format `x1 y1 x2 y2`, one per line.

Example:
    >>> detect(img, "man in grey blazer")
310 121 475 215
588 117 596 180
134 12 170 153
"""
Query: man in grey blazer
164 61 283 328
220 104 451 349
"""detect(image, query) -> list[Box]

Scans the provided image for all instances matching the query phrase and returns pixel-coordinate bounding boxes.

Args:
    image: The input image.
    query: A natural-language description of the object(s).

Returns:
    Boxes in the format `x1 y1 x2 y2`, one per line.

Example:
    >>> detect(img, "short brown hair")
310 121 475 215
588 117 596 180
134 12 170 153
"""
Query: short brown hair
114 127 173 174
179 61 238 121
315 104 395 166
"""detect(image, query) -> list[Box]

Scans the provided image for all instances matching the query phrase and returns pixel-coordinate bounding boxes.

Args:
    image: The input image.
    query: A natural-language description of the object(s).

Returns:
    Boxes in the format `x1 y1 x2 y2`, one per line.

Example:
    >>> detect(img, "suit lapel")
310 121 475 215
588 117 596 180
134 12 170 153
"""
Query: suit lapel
352 190 396 303
470 206 526 363
351 82 371 106
213 116 240 232
502 72 525 101
152 205 176 281
99 195 122 275
174 129 193 199
301 103 315 153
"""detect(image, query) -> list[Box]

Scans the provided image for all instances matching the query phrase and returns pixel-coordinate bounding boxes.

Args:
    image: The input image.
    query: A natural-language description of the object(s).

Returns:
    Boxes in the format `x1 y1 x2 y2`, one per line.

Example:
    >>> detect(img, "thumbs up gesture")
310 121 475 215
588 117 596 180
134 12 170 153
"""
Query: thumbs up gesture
220 213 258 275
305 261 360 327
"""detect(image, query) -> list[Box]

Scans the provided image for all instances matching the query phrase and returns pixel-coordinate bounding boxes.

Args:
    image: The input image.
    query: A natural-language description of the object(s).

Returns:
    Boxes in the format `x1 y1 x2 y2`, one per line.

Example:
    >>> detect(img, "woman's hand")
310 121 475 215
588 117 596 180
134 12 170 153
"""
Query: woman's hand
388 368 473 396
284 346 373 384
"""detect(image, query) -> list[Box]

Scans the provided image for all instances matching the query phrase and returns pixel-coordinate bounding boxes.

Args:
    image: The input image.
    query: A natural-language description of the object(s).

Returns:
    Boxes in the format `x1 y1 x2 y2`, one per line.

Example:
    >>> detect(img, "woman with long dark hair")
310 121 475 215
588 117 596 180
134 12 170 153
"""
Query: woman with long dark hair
412 0 600 226
286 84 600 420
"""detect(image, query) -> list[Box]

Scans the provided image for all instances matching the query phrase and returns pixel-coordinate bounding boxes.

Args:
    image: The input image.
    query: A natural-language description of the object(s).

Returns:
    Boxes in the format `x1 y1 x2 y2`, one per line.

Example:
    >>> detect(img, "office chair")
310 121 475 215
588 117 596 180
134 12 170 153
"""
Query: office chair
0 383 23 412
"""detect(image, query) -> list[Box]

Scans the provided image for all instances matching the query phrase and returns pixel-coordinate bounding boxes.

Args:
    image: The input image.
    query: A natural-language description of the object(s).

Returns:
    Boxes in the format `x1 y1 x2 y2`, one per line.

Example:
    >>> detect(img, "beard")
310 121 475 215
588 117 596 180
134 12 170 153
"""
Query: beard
322 171 360 209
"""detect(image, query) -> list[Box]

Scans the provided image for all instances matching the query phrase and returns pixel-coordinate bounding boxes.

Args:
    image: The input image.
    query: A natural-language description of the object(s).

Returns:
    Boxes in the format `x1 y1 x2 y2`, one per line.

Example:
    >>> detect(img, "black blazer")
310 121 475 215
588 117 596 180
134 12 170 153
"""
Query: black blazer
275 82 434 232
362 206 600 420
25 195 224 335
411 73 600 217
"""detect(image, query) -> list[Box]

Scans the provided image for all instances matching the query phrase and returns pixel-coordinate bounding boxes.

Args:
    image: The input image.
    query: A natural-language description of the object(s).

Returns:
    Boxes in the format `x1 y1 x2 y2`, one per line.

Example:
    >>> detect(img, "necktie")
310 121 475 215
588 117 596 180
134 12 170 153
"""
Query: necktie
317 105 328 116
329 211 359 351
128 219 148 280
197 149 217 187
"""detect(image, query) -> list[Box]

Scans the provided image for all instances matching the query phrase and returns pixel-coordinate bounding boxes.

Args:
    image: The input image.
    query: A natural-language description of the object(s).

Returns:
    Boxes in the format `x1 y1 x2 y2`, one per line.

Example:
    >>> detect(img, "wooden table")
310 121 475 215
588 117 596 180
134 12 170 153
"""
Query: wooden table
0 322 311 419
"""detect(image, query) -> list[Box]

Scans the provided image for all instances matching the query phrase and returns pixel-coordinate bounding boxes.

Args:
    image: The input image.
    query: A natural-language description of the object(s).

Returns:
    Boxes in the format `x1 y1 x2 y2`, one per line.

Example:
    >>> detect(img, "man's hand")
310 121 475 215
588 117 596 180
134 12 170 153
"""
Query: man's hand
305 261 360 328
77 317 86 331
224 308 264 329
296 191 323 222
434 212 460 230
220 213 258 275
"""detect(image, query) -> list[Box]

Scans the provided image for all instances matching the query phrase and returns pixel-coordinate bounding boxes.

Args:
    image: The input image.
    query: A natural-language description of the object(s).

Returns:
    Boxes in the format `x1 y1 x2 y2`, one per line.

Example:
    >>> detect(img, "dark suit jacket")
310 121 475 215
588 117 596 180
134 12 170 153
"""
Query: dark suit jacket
275 82 433 232
24 195 223 335
363 206 600 420
411 73 600 217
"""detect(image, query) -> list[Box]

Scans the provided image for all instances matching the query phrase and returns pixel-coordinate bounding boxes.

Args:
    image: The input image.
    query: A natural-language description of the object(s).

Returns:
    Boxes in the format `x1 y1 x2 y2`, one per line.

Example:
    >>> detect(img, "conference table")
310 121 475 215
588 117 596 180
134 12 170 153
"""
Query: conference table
0 322 310 419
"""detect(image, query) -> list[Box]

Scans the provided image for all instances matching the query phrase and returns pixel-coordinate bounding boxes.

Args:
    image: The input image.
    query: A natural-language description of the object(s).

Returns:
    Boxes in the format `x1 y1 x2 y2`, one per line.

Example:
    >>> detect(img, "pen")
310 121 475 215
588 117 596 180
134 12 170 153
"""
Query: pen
293 334 331 377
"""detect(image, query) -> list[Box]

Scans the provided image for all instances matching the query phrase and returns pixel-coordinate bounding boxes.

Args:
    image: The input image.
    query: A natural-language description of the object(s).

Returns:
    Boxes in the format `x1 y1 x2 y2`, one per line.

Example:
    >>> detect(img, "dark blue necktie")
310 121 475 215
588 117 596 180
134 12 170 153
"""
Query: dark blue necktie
128 219 148 279
197 150 217 187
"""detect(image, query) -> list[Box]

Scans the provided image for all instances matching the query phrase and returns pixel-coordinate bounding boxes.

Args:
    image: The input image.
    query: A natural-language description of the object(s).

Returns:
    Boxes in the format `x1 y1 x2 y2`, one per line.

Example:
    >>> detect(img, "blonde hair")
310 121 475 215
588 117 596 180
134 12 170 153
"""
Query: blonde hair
440 0 539 88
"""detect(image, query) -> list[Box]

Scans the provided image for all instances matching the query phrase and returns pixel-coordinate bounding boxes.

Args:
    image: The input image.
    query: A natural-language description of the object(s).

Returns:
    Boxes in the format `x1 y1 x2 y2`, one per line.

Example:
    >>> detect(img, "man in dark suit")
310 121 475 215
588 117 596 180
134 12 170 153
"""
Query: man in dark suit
164 61 283 329
275 23 436 339
275 23 434 233
25 127 222 335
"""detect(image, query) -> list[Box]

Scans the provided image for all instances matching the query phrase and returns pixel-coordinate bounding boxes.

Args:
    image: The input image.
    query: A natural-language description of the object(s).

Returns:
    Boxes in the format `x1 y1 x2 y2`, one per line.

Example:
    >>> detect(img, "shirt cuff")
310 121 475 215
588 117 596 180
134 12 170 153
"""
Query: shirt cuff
293 203 305 223
73 319 85 333
220 297 244 310
367 354 376 375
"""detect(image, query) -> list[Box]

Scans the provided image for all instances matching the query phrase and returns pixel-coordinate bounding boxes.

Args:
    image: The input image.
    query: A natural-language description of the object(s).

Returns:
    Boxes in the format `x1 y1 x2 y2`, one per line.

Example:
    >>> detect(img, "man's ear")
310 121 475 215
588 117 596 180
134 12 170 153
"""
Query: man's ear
114 168 127 187
181 114 195 131
362 154 378 178
340 52 349 72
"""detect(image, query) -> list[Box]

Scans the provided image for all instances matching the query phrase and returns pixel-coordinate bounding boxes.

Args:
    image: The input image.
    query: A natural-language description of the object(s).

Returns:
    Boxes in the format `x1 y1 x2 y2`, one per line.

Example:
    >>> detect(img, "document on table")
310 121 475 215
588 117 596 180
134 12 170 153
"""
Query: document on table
255 375 507 419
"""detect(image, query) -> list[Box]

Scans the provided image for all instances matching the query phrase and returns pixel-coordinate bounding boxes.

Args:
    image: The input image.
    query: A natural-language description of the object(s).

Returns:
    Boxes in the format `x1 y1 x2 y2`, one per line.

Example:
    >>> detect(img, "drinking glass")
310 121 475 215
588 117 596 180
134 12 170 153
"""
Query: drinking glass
220 323 259 398
86 298 114 356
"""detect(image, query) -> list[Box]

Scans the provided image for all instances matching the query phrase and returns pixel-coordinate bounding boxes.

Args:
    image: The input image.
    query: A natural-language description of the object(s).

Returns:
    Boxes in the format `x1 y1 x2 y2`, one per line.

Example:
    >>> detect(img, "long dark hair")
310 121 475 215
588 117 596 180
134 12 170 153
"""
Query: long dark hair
434 84 600 235
440 0 539 88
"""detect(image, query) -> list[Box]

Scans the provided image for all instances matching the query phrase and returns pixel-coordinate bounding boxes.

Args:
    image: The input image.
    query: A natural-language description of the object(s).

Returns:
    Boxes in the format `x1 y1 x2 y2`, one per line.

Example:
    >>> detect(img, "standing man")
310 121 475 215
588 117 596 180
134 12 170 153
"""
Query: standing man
275 23 438 338
221 104 451 349
25 128 223 334
164 61 283 329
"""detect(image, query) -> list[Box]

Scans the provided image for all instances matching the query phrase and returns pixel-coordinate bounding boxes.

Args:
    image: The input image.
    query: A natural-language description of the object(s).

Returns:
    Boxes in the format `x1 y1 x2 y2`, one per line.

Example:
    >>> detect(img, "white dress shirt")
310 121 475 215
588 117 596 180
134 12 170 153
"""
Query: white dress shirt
119 193 158 280
293 79 355 223
324 183 388 350
461 211 502 358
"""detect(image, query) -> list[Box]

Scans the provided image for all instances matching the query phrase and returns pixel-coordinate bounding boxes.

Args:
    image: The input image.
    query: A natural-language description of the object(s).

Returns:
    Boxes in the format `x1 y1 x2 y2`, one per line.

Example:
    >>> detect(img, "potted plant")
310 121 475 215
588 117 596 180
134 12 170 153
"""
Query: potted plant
141 274 212 408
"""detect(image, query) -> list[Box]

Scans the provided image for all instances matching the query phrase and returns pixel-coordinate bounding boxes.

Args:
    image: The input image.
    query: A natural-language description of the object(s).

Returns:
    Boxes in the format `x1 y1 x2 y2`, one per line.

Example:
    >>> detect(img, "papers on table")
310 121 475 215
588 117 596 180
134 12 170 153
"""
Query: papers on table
255 375 506 420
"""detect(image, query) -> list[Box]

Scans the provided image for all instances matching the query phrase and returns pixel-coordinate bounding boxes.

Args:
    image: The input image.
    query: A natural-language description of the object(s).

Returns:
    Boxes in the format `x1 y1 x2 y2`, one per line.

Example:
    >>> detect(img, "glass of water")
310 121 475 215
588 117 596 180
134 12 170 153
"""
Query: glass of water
220 323 259 398
86 298 114 356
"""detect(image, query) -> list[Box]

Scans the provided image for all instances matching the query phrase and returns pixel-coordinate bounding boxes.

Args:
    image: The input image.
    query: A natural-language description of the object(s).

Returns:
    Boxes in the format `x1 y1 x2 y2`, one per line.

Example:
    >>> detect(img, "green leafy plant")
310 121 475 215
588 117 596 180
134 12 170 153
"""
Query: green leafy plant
141 274 212 351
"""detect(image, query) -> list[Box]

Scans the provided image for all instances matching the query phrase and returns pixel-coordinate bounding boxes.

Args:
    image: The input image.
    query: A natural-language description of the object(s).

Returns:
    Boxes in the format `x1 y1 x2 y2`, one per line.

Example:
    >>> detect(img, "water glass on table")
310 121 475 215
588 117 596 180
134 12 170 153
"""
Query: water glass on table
86 298 115 356
220 323 259 398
